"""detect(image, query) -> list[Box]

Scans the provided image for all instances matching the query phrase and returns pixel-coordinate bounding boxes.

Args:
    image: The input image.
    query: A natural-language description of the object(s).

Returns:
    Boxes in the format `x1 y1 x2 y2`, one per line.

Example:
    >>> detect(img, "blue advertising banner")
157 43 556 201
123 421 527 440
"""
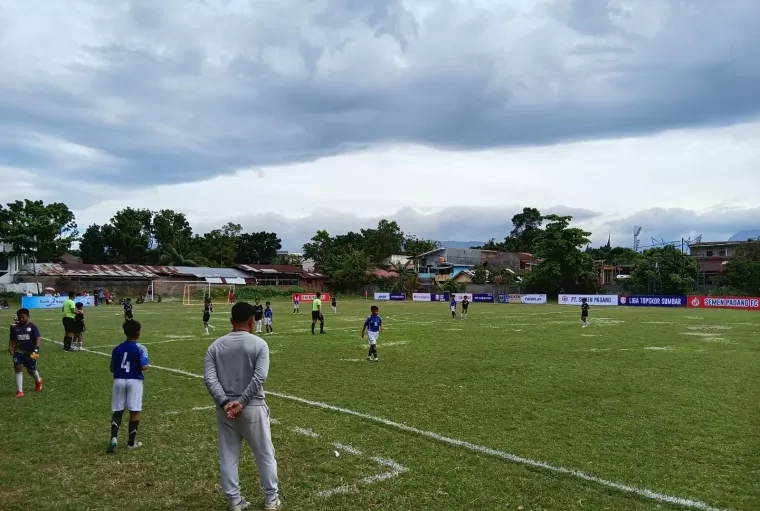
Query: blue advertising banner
21 295 94 310
472 293 494 303
497 294 509 304
390 293 406 301
618 295 686 307
431 293 450 302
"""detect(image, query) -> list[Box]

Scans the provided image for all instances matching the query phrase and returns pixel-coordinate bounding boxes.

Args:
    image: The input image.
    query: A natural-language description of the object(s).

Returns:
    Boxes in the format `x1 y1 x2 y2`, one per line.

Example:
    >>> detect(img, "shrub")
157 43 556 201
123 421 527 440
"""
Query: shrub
234 286 308 300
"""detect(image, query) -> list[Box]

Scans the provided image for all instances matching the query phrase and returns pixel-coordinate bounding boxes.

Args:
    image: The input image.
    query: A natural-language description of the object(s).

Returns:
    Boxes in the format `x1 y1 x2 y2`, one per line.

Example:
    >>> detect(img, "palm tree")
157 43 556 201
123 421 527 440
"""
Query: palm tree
388 261 420 295
158 243 198 266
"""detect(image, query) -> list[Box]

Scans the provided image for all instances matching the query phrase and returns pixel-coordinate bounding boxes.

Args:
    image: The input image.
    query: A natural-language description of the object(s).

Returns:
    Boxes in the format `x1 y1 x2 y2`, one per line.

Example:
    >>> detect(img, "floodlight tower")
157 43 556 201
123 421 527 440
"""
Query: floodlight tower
633 226 642 251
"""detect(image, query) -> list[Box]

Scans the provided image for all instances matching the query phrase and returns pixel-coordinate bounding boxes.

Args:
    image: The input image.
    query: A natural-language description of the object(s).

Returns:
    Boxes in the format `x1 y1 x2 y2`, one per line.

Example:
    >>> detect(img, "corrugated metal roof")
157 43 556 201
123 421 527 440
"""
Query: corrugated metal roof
22 263 180 277
173 266 250 279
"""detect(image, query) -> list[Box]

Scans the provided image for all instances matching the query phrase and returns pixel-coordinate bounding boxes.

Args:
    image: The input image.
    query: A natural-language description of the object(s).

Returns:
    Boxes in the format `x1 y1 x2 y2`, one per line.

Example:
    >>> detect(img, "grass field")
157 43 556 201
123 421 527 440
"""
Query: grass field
1 299 758 511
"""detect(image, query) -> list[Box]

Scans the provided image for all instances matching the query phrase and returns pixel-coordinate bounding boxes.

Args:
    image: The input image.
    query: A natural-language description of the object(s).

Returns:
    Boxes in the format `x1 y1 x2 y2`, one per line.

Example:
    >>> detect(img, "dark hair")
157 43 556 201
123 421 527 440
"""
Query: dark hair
231 302 256 323
315 292 321 298
265 301 270 306
370 305 379 312
255 297 260 301
75 302 84 309
68 291 76 298
123 320 141 338
16 308 30 317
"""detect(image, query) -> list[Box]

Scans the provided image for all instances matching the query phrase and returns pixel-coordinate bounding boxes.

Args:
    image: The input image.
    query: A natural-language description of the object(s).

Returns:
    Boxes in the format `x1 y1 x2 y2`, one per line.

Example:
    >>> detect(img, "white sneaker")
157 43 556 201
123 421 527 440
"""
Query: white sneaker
127 442 143 450
231 498 250 510
263 498 281 510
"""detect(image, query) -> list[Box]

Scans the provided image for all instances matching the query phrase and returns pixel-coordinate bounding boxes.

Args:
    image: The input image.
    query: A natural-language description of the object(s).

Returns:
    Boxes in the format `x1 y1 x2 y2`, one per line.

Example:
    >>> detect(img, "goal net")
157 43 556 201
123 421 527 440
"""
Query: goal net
182 283 236 306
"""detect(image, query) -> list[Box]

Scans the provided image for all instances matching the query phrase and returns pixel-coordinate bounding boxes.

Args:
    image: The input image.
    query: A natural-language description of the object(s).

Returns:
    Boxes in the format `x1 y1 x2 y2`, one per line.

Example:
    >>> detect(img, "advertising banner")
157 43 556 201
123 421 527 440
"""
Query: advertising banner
520 294 547 304
452 293 473 301
431 293 450 302
687 295 760 310
472 293 494 303
21 295 94 309
558 294 618 306
497 294 510 304
390 293 406 301
373 292 390 300
508 293 523 303
412 293 431 302
618 295 686 307
292 293 331 302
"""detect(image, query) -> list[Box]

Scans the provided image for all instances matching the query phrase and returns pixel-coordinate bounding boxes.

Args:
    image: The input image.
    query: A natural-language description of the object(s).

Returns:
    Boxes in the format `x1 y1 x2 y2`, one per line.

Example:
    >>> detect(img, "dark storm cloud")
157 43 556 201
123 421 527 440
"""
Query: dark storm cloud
2 0 760 190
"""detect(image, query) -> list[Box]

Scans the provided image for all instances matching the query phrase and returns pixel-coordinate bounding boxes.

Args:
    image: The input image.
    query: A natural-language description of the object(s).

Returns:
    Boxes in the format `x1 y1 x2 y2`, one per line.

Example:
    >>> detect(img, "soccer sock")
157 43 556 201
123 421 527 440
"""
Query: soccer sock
30 370 41 382
15 372 22 392
319 320 324 332
128 420 139 446
311 323 315 334
63 335 70 350
111 411 124 439
368 347 372 357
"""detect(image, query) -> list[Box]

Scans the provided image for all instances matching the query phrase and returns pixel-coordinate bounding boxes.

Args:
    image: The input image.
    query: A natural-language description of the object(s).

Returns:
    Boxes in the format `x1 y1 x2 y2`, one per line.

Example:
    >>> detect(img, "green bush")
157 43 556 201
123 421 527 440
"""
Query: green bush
234 286 308 300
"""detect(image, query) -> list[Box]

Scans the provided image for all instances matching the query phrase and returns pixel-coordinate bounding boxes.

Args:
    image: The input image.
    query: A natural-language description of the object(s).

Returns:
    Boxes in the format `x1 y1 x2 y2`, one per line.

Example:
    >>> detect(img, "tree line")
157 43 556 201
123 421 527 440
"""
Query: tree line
2 199 760 296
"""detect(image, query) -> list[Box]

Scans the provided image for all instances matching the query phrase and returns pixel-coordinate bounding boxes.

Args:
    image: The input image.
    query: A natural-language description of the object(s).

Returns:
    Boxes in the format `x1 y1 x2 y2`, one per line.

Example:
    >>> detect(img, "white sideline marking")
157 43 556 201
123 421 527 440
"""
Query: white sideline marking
333 443 362 455
89 337 201 349
163 405 215 415
41 337 728 511
317 456 408 497
339 358 365 362
292 427 319 437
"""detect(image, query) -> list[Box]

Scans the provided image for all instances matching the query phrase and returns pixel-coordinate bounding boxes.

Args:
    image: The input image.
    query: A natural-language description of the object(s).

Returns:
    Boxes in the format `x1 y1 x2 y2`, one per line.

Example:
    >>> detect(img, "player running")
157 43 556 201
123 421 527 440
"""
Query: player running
9 308 43 397
361 305 383 362
264 302 273 334
581 298 589 327
108 320 149 453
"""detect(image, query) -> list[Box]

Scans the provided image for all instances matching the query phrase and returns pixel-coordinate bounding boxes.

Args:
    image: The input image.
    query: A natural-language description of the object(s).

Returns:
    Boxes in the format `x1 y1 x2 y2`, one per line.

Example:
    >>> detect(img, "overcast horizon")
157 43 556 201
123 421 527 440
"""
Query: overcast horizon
2 1 759 252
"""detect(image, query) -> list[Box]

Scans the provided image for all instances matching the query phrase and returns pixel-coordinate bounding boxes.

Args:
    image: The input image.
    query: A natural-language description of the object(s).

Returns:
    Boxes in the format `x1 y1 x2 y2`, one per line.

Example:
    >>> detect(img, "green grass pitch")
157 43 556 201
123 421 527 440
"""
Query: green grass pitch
1 300 758 510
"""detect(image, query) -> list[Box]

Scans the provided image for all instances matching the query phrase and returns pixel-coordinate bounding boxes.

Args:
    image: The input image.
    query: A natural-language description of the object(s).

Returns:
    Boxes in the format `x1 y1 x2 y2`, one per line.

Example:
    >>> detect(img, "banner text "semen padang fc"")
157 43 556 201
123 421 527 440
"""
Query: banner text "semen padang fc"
688 295 760 310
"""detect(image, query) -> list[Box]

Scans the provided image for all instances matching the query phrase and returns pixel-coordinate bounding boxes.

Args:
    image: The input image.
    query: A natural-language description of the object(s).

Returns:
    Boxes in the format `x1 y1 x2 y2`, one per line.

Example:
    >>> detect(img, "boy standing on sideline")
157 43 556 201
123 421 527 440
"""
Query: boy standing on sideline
331 295 337 313
581 298 590 327
203 296 215 335
264 302 273 334
361 305 383 362
9 308 42 397
123 298 134 321
108 320 149 453
204 302 280 511
461 295 469 319
311 292 325 335
253 298 264 334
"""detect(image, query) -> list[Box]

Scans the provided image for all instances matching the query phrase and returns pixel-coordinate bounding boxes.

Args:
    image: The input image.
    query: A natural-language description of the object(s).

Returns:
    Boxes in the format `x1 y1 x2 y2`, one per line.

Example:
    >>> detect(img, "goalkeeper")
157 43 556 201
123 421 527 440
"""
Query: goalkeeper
9 308 43 397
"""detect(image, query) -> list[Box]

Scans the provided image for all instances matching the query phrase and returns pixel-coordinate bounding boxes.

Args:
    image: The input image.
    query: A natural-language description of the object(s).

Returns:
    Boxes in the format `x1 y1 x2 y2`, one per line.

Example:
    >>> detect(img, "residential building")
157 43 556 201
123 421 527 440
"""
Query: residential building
234 264 326 292
416 247 530 283
688 241 744 276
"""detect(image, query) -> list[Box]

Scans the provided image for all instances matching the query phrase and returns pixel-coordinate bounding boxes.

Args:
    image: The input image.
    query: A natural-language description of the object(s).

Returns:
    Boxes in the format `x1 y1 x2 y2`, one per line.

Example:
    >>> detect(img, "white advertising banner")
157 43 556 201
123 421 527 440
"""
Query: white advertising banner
412 293 431 301
373 292 390 300
520 294 547 304
452 293 473 301
558 294 618 306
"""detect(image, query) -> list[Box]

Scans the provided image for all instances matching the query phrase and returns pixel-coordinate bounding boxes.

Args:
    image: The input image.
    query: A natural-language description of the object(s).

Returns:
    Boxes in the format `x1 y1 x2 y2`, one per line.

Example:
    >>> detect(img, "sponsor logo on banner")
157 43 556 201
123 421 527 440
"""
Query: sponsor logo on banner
432 293 450 302
292 293 331 302
452 293 473 301
520 294 547 304
374 292 390 300
618 295 686 307
21 295 94 309
687 295 760 310
472 293 494 302
558 294 618 306
497 294 509 304
508 294 523 303
412 293 431 302
390 293 406 301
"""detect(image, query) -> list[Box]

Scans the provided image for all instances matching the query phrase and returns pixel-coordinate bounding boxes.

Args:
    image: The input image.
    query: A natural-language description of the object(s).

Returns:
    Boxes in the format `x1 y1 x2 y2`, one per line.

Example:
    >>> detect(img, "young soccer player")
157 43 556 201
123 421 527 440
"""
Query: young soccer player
203 297 215 334
62 290 78 351
108 320 149 453
331 295 337 313
450 295 457 319
292 295 299 314
361 305 383 362
461 295 469 319
9 308 43 397
72 302 86 351
581 298 589 327
311 292 325 334
253 298 264 333
123 298 134 321
264 302 273 334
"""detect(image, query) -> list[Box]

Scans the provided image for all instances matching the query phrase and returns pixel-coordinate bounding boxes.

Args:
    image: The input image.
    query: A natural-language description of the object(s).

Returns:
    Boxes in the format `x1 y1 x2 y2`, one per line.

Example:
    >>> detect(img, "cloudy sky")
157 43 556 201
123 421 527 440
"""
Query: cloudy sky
2 0 760 251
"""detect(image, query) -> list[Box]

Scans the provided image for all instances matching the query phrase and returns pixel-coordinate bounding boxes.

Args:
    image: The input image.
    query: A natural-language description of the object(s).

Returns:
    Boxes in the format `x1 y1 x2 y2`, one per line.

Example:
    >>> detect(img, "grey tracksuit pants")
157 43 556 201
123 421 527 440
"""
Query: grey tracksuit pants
216 405 279 505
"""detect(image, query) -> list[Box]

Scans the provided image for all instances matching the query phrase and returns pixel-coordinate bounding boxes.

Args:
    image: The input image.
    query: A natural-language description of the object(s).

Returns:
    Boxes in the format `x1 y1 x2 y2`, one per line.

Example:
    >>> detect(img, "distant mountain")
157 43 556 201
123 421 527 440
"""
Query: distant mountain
437 241 487 248
729 230 760 241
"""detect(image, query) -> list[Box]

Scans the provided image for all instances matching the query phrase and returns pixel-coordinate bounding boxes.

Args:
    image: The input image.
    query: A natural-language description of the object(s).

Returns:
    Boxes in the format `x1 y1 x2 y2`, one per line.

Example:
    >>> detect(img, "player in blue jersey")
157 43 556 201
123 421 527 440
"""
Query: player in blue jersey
450 295 457 319
9 308 43 397
264 301 273 334
361 306 383 362
108 320 149 453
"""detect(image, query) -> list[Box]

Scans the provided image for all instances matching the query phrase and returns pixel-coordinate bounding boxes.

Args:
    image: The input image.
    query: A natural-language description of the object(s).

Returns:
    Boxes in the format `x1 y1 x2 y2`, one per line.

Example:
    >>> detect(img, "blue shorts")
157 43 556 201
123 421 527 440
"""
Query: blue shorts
12 352 37 371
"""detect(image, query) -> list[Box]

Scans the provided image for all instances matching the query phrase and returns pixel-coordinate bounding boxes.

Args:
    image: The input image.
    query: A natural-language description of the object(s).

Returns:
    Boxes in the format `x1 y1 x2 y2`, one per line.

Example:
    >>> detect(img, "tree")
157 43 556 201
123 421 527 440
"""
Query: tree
402 236 439 258
152 209 193 250
361 219 404 265
197 223 241 267
101 208 154 264
524 214 596 295
302 230 333 271
625 245 699 295
79 224 108 264
276 253 303 267
333 231 366 254
387 260 421 295
158 242 198 266
503 207 544 252
0 199 78 262
236 232 282 264
717 240 760 295
472 264 489 284
327 249 372 292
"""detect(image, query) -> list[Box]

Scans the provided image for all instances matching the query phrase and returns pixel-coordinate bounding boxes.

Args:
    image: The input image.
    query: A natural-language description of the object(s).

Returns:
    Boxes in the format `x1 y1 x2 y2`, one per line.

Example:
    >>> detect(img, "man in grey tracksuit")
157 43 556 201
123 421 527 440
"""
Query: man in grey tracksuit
204 302 281 511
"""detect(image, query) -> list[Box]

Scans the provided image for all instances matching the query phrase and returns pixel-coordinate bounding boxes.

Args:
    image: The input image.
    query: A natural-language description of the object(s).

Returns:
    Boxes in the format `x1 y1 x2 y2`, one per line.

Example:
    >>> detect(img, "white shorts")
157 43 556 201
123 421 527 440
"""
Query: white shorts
450 306 456 312
367 330 379 345
112 379 144 412
264 317 272 326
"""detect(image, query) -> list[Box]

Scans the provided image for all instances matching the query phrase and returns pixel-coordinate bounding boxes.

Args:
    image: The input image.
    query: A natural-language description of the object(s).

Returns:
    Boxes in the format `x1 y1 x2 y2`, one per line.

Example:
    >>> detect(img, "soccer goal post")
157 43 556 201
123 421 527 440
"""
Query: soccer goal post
182 283 236 306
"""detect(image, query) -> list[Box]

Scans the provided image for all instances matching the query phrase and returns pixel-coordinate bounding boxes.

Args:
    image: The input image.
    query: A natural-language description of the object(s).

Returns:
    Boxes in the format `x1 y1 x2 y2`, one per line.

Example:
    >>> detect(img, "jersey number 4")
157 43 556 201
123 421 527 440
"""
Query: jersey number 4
120 352 130 373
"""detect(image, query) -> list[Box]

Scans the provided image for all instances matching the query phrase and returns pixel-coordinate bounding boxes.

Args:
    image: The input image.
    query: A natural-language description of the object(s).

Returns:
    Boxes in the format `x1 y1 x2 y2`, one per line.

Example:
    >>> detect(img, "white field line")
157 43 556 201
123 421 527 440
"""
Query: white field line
163 405 215 415
40 337 729 511
88 337 203 349
292 427 320 438
333 443 363 455
317 456 408 497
